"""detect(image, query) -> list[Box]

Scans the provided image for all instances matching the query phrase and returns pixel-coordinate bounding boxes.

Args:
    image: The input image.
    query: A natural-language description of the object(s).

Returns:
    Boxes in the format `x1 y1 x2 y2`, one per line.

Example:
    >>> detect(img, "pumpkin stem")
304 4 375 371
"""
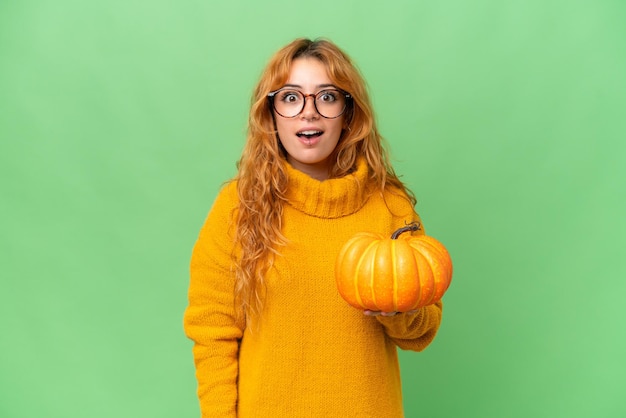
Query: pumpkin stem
391 221 421 239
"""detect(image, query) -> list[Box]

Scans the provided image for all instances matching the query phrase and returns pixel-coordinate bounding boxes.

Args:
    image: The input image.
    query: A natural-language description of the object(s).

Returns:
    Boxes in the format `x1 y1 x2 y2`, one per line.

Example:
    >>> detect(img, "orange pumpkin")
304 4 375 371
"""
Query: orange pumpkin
335 222 453 312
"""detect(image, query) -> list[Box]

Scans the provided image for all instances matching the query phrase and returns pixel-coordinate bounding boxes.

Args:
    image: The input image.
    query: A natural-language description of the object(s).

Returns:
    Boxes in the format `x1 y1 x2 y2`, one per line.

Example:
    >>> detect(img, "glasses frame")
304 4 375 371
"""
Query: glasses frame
267 87 352 119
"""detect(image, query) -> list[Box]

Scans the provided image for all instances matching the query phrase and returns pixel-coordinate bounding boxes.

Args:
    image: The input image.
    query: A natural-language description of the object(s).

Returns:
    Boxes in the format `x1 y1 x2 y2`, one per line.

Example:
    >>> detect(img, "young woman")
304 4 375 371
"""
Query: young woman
184 38 443 417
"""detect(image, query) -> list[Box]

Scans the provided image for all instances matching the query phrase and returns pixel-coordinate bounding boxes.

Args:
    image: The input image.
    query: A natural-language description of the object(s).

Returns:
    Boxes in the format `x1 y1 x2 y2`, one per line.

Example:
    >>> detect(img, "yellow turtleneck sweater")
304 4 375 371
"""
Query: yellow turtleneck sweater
184 159 443 417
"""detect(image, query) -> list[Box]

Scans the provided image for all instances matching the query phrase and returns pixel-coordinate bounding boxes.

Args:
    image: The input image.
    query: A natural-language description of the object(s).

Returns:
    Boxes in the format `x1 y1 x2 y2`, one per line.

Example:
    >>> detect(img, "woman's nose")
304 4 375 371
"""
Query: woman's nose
300 94 320 119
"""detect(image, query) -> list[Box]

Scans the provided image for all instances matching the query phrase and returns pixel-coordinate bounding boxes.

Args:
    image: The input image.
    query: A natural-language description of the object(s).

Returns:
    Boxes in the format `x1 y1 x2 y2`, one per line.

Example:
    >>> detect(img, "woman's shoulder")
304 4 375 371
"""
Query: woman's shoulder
202 179 240 222
194 180 240 243
381 183 415 207
366 183 417 222
212 179 239 204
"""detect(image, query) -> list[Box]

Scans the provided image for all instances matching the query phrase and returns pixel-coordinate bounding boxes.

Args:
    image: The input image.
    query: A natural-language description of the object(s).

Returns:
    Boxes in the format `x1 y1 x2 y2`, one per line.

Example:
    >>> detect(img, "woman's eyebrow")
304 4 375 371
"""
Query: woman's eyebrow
282 83 337 89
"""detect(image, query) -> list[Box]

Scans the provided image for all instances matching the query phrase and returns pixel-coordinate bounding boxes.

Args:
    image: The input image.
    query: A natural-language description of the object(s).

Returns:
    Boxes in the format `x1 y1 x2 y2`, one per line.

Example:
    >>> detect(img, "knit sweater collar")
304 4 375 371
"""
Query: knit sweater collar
284 157 372 219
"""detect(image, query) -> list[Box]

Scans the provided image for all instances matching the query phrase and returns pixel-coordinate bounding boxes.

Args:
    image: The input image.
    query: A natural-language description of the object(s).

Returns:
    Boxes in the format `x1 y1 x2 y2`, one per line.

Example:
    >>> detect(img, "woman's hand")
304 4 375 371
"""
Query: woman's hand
363 310 419 317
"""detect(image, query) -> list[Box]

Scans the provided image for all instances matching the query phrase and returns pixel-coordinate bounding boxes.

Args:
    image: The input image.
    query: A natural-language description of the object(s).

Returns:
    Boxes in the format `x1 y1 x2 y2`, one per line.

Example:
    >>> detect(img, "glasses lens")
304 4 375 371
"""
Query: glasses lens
315 90 347 118
271 89 348 118
273 90 305 118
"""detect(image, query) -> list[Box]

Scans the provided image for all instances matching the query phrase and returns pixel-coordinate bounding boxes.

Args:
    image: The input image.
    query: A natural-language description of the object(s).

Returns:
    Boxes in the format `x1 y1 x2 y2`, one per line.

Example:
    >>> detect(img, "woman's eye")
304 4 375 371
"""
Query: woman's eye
280 92 300 103
319 91 337 102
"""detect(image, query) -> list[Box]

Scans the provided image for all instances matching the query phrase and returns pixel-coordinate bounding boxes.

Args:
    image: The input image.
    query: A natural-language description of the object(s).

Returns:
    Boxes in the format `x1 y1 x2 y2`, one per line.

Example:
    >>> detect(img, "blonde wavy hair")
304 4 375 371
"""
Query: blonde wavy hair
233 38 415 322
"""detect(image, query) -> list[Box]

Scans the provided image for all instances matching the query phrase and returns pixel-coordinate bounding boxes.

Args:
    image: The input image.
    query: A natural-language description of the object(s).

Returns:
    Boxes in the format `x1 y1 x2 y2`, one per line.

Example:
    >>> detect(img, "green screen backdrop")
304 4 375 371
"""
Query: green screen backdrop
2 1 625 417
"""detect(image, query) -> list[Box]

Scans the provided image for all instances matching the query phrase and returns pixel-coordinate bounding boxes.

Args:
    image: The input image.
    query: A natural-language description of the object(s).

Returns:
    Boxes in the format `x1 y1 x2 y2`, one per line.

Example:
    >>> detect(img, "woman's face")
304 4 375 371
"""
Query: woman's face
273 57 345 181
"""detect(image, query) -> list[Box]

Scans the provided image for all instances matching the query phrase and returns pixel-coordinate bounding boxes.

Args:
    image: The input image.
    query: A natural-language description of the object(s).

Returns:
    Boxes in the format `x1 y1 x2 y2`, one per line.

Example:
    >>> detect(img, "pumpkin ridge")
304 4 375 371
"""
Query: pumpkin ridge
391 240 398 312
369 242 381 310
410 238 453 293
414 250 436 306
422 241 452 299
354 240 378 309
410 249 422 310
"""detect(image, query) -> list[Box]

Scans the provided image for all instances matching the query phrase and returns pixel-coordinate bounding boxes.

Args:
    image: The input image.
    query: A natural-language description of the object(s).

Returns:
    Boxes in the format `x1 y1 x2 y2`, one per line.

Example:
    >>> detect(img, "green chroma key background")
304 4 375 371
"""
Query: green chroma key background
1 1 625 417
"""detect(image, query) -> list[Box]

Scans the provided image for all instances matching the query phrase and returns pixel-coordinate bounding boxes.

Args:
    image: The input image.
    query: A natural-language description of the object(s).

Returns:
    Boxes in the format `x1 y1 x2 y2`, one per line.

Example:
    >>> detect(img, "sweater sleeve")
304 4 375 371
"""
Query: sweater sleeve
183 183 243 417
376 301 443 351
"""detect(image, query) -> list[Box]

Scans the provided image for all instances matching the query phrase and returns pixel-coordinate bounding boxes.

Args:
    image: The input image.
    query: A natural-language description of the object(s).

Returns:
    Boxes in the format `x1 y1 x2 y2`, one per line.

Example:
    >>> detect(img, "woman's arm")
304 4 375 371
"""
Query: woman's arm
373 201 445 352
375 301 443 351
183 184 243 417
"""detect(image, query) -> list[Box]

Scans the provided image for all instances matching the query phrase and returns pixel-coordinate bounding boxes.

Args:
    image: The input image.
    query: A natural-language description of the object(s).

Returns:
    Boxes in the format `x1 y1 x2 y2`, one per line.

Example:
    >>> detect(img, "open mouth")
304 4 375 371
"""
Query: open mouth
296 130 323 139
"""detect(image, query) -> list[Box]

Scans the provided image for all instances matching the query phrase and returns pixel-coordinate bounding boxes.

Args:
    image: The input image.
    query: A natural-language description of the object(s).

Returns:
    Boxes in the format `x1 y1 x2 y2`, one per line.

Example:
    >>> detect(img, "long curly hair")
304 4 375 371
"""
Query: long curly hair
233 38 415 323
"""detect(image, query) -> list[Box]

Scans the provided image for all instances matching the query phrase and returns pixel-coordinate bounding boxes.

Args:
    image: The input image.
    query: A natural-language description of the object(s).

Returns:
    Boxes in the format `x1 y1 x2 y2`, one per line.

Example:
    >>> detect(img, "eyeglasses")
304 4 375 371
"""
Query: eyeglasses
268 88 351 119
